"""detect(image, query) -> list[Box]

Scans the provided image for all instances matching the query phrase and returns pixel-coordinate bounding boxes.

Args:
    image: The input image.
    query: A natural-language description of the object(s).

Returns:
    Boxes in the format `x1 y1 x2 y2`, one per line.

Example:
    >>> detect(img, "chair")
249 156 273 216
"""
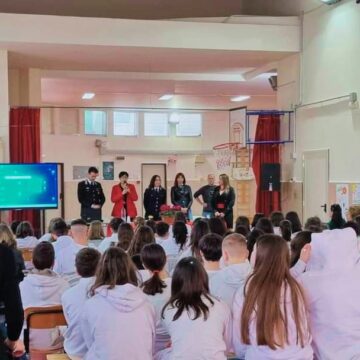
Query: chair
24 305 67 360
20 247 34 262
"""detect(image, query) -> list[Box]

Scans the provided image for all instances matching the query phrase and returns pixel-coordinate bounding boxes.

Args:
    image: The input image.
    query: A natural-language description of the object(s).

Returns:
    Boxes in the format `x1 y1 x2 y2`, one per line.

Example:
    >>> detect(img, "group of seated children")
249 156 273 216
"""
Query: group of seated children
2 205 360 360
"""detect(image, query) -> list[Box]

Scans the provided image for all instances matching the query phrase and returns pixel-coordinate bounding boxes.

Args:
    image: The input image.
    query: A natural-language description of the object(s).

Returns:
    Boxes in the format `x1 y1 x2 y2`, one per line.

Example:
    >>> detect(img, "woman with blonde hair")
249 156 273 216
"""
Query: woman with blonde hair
0 223 25 282
232 234 313 359
88 220 105 248
211 174 236 229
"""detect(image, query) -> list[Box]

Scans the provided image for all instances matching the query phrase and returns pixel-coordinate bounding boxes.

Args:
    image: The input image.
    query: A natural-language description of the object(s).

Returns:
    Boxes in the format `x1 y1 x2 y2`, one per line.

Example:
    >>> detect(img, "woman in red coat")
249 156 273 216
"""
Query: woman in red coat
111 171 138 220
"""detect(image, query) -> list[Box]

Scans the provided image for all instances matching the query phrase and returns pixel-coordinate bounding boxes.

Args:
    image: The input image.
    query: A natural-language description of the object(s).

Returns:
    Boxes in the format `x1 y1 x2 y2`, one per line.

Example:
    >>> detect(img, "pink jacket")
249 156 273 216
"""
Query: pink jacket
299 228 360 359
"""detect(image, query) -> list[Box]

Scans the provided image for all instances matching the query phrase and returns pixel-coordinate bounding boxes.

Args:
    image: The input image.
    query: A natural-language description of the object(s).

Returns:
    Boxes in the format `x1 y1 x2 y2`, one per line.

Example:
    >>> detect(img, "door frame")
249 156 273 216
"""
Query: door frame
302 148 329 223
141 163 167 216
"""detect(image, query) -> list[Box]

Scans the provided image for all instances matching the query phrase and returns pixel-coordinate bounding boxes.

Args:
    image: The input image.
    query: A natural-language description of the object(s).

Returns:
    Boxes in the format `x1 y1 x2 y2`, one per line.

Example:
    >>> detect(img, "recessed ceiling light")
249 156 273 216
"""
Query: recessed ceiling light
159 94 174 101
82 92 95 100
230 95 251 102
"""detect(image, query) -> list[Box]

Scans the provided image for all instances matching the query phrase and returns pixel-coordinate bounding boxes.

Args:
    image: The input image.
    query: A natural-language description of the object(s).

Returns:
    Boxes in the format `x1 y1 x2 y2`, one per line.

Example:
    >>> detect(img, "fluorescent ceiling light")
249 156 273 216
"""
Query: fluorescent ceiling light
321 0 342 4
230 95 251 102
82 92 95 100
159 94 174 101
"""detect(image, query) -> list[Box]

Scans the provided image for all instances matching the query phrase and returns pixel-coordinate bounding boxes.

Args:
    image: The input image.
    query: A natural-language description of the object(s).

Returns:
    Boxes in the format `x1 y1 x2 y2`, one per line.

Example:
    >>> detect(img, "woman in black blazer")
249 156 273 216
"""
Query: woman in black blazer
211 174 236 229
143 175 167 221
171 172 193 219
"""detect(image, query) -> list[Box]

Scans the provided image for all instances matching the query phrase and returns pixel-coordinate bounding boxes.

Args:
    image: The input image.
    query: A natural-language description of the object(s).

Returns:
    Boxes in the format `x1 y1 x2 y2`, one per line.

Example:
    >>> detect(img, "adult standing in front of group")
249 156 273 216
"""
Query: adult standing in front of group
111 171 138 222
77 167 106 223
171 173 193 220
194 174 216 219
212 174 236 229
143 175 167 221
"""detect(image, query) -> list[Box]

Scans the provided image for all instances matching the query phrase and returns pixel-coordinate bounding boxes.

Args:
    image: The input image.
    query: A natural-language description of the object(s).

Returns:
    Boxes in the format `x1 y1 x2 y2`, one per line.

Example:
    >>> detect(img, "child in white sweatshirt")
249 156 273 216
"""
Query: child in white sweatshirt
20 242 69 351
62 247 101 360
15 221 39 249
140 243 171 354
81 247 155 360
199 233 223 279
210 233 251 307
156 257 232 360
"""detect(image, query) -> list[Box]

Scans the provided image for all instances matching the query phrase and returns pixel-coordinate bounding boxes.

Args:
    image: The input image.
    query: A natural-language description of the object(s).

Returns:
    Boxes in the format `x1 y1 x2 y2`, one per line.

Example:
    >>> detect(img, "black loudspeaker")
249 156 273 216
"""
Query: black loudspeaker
261 163 281 191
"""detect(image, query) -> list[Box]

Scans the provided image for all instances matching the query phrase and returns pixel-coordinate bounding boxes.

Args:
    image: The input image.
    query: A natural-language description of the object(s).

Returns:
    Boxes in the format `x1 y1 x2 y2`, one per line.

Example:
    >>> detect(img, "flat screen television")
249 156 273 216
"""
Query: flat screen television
0 163 59 210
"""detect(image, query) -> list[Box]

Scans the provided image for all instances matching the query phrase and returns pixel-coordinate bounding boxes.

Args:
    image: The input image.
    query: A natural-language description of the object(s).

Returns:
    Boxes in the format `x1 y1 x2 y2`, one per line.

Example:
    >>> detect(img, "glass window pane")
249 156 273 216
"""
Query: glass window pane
84 110 107 136
175 113 202 136
113 111 138 136
144 113 169 136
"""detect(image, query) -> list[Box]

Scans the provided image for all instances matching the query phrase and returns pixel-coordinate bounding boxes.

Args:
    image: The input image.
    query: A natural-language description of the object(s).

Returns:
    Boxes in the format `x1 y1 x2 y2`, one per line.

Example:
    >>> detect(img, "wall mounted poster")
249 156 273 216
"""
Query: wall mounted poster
351 183 360 205
336 184 349 216
103 161 114 180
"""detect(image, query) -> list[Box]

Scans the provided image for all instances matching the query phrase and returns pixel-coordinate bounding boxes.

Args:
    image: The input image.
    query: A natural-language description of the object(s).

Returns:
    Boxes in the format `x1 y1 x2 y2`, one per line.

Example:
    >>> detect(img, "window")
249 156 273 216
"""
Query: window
113 111 138 136
84 110 107 136
175 113 202 136
144 113 169 136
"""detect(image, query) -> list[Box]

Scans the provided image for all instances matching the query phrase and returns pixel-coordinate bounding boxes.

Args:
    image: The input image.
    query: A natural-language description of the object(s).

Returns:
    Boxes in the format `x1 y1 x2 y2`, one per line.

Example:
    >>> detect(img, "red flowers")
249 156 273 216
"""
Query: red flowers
160 204 182 216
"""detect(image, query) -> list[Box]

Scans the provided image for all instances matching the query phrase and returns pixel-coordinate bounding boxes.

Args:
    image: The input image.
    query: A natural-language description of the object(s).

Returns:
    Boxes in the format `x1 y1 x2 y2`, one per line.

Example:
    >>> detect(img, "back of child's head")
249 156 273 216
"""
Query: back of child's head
174 211 187 223
155 221 170 237
199 233 223 262
246 228 264 259
344 221 360 236
290 231 312 267
16 221 34 238
234 225 249 237
190 220 209 256
140 243 167 296
354 215 360 229
330 203 344 228
128 225 155 257
235 216 250 232
109 217 124 233
145 219 157 233
162 257 213 321
134 216 145 228
279 219 292 242
304 216 323 233
222 233 248 260
270 211 284 227
91 247 138 296
51 218 69 237
88 220 105 240
173 221 188 251
117 223 134 251
33 242 55 270
349 205 360 221
76 248 101 278
285 211 302 233
255 217 274 234
208 217 226 237
251 213 265 228
10 220 21 235
0 223 17 249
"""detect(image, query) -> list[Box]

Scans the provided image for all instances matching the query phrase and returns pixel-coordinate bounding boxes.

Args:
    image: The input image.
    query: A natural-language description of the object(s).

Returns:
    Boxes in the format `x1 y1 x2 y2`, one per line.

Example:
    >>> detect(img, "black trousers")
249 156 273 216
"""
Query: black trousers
81 207 102 223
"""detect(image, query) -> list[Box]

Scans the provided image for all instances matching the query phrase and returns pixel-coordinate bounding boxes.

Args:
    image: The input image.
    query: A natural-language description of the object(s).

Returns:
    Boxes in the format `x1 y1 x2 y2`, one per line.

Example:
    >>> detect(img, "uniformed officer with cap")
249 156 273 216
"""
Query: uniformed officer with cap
77 167 105 223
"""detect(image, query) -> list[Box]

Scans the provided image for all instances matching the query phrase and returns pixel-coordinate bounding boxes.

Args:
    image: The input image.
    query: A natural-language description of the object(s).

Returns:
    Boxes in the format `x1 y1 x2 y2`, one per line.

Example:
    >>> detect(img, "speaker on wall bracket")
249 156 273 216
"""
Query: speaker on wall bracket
261 163 281 192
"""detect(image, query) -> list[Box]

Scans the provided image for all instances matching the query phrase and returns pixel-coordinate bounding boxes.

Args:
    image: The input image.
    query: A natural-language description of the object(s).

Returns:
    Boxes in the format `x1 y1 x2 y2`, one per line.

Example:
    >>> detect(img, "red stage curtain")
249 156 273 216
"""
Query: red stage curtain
9 108 41 235
252 113 281 216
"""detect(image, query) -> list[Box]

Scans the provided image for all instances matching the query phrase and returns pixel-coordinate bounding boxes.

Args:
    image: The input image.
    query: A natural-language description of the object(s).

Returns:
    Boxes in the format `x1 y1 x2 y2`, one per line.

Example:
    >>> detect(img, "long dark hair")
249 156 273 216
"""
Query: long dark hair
189 220 209 260
246 229 264 260
330 204 345 229
285 212 302 233
148 175 161 189
235 216 250 233
173 221 188 251
127 225 155 257
270 211 284 227
174 172 186 187
90 247 138 296
241 235 309 349
161 257 214 321
255 218 274 234
141 244 167 296
16 221 34 238
208 217 226 237
251 213 265 228
279 220 292 242
290 231 312 267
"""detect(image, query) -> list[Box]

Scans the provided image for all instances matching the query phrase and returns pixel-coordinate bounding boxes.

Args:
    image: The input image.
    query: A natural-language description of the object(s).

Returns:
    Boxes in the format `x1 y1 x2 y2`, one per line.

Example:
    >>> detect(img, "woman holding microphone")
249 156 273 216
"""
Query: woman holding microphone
111 171 138 222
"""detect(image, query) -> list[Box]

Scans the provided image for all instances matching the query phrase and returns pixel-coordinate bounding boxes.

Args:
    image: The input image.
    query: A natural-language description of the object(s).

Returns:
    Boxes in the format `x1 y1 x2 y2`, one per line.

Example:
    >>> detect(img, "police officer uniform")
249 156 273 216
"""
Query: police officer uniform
77 179 106 223
143 186 166 221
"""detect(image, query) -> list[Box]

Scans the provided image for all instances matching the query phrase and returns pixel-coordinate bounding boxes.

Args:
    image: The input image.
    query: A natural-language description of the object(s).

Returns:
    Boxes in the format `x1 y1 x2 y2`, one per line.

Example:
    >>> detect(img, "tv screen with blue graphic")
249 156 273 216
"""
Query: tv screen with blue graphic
0 163 58 210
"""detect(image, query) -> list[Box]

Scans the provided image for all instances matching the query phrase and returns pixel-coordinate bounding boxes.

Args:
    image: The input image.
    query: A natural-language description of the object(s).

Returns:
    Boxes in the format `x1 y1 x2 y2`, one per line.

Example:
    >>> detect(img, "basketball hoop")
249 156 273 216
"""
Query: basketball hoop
213 142 240 171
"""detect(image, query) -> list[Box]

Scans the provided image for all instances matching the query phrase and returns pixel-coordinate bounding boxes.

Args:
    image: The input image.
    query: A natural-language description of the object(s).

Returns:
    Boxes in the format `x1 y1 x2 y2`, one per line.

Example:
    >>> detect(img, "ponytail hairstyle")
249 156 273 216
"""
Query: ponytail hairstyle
241 235 309 349
173 221 188 251
279 220 292 242
162 257 214 321
140 244 167 295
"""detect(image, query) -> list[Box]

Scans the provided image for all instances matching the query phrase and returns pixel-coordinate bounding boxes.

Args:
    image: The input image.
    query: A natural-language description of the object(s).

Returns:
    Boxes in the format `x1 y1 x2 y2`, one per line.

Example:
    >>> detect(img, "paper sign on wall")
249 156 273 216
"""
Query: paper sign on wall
336 184 349 216
351 184 360 205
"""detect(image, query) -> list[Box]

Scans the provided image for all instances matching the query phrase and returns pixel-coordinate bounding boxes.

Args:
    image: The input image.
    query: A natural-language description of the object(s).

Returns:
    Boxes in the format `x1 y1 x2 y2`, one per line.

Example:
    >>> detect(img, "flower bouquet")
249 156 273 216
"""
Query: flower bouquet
160 204 182 225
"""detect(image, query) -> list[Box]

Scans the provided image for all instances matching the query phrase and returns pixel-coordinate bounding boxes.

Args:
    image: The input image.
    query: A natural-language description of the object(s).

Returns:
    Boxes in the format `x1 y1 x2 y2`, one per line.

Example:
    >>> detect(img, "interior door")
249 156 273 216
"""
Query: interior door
141 163 167 216
303 149 329 223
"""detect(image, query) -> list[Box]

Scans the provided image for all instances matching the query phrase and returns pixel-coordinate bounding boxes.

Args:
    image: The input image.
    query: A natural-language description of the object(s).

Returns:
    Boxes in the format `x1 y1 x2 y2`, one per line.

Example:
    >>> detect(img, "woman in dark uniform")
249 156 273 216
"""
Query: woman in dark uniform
171 172 193 220
212 174 236 229
143 175 167 221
